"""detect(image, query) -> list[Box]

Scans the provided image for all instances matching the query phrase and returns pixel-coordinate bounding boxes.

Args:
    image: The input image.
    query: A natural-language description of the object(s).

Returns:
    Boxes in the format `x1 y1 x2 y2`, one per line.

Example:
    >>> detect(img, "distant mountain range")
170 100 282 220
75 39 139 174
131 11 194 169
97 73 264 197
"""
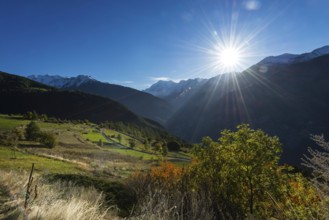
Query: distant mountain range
28 74 96 88
27 75 173 124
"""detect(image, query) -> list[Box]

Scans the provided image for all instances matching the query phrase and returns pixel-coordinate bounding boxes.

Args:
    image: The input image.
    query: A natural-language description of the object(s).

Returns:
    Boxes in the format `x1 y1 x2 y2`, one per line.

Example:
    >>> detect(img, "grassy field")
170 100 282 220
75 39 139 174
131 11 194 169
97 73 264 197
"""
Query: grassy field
104 147 160 160
82 129 109 144
103 129 144 148
0 147 83 174
0 114 29 130
0 114 194 219
0 114 190 174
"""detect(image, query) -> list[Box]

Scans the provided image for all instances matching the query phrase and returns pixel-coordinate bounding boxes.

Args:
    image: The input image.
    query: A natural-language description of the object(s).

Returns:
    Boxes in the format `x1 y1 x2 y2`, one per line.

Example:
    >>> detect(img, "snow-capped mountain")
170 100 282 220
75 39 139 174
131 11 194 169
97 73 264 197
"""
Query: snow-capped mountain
144 78 207 110
259 45 329 65
27 74 95 88
144 78 207 99
144 80 177 98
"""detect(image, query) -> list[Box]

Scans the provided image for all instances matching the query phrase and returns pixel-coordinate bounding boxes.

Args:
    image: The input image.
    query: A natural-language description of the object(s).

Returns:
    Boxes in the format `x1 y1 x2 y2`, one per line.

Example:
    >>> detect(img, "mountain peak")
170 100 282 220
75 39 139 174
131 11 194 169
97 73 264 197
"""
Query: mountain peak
27 74 96 88
144 77 207 103
259 45 329 65
311 45 329 55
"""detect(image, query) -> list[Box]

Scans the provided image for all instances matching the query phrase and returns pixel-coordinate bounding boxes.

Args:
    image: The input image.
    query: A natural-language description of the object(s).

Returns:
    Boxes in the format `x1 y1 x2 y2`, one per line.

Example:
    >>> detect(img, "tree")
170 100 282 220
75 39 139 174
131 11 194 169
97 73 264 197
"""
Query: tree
25 121 41 141
167 141 180 151
303 135 329 215
192 124 282 218
154 142 162 153
98 139 103 147
129 139 136 148
25 111 33 120
39 132 56 148
117 134 122 143
162 145 168 157
40 114 48 121
143 139 150 151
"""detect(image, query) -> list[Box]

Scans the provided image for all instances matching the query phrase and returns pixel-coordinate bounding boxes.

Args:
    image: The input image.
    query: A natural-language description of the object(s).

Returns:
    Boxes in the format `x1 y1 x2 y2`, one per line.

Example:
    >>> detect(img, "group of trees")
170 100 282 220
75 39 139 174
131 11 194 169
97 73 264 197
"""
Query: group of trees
25 121 56 148
129 124 325 219
23 110 92 125
101 121 189 149
24 111 48 121
102 121 185 156
0 120 56 159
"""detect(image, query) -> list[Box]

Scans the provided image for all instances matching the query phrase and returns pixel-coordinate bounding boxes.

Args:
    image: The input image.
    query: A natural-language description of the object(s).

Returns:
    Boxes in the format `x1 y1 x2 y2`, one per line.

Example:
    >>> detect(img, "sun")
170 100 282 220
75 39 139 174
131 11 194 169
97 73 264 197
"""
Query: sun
219 47 241 68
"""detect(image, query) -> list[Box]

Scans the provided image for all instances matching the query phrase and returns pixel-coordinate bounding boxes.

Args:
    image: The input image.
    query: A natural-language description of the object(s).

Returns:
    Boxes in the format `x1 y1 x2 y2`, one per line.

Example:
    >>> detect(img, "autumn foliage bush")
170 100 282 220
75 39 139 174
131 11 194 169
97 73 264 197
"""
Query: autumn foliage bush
149 162 183 189
127 162 216 220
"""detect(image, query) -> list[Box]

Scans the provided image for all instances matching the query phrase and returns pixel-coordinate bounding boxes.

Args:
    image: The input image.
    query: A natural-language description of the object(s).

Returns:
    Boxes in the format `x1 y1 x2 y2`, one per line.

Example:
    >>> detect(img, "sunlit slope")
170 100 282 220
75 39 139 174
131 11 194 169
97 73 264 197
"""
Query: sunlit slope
0 115 190 176
166 55 329 165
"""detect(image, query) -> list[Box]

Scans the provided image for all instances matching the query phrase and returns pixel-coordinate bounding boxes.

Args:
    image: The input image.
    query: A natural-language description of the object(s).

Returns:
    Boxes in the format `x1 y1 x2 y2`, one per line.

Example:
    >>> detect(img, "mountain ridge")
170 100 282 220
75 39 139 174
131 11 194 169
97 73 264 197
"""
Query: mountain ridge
259 45 329 65
28 75 173 124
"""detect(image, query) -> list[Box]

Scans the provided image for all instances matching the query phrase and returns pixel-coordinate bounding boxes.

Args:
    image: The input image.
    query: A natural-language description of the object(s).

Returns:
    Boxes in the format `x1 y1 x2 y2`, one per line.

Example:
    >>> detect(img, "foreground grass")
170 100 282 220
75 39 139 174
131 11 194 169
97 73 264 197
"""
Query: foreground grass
0 171 118 219
0 147 83 174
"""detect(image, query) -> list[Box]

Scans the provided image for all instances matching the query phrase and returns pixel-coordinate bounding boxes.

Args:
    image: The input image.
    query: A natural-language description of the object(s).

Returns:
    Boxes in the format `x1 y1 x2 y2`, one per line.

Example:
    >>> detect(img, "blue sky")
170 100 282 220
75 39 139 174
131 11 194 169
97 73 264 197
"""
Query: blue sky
0 0 329 89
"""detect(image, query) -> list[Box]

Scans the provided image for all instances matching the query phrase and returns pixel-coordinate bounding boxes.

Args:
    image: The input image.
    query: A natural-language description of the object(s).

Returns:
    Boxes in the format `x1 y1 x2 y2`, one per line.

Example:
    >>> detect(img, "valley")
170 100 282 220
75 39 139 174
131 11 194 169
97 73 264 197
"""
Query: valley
2 47 329 218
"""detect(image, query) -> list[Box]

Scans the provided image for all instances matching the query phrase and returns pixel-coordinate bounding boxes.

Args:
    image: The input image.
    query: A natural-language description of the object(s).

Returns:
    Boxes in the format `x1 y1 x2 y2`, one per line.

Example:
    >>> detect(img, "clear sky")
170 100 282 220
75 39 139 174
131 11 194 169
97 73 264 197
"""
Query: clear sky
0 0 329 90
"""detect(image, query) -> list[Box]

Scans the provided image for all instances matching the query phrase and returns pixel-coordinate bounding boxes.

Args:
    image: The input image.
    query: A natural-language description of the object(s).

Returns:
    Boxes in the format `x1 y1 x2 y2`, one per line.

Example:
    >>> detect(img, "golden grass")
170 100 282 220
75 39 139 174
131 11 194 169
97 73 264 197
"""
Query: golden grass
0 170 118 220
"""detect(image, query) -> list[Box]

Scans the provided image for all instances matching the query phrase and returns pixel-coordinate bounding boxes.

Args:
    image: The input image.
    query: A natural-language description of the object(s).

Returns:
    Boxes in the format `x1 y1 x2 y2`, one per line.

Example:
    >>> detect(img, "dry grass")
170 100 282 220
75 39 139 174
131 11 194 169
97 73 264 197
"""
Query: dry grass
127 188 216 220
0 170 118 220
126 171 216 220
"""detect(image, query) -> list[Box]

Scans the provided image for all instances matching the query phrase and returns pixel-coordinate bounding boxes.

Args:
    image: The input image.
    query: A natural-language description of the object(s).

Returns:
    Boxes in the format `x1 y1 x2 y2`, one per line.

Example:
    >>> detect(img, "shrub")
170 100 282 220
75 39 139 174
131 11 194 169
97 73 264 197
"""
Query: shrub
127 162 216 219
39 132 56 148
25 121 41 141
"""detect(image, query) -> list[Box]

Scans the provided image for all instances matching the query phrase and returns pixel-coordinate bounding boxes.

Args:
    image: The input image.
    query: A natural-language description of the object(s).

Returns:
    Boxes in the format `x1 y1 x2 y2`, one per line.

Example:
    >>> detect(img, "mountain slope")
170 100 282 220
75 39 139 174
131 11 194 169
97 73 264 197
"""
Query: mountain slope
259 45 329 65
28 75 173 124
67 81 173 124
166 54 329 165
0 71 160 128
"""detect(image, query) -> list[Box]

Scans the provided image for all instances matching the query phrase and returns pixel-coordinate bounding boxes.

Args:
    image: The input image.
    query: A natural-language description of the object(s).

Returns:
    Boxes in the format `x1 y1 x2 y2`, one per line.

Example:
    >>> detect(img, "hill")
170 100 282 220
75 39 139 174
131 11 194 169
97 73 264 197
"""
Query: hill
0 113 190 218
0 71 160 128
